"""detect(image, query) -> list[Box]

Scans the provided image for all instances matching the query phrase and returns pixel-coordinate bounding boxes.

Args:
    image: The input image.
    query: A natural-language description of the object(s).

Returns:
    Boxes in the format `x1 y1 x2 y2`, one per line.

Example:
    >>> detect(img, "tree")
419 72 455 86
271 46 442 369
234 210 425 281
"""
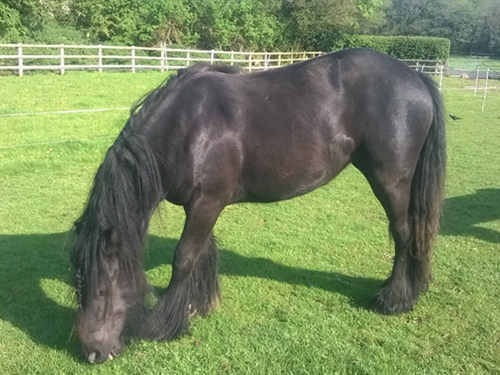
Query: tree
380 0 500 54
193 0 284 51
138 0 199 47
0 2 25 42
0 0 82 43
279 0 384 50
71 0 143 44
473 0 500 54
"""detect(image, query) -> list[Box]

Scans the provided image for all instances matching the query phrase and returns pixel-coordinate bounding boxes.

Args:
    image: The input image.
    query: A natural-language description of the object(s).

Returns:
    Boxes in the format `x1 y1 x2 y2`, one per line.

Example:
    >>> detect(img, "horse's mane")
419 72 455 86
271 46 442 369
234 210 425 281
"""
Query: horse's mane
72 64 241 305
72 131 163 300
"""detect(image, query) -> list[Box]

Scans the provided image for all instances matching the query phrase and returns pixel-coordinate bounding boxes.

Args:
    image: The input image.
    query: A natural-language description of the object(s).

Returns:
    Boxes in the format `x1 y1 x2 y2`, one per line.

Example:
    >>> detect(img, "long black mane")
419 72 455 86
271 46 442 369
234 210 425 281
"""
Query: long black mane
71 63 241 308
71 135 161 304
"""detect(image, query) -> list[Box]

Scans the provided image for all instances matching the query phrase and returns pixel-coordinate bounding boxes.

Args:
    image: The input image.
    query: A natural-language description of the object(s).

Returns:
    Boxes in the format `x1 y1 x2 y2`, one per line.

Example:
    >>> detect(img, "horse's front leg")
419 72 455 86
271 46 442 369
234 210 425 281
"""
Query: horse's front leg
145 195 223 341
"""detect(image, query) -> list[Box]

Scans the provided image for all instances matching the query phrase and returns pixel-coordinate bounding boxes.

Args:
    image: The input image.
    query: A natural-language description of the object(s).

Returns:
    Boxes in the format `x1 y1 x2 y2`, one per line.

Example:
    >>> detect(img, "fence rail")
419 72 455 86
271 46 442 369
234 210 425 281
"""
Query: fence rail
0 43 445 78
0 43 325 76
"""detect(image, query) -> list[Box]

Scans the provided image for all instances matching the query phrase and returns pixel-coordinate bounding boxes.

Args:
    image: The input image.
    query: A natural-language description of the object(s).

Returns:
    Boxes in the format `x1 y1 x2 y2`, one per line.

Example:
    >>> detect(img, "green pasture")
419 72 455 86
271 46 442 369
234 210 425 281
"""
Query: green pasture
448 55 500 71
0 71 499 374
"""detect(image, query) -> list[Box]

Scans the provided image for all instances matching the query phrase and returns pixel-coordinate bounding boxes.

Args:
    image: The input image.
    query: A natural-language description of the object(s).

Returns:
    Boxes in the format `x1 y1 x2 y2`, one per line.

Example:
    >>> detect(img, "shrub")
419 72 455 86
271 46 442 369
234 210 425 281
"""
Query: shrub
332 35 451 61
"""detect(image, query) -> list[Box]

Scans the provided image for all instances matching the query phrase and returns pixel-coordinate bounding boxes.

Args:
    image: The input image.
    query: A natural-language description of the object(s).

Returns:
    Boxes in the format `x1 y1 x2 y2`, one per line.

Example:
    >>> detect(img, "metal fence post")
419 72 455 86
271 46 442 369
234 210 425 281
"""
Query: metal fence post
474 66 480 97
481 68 489 112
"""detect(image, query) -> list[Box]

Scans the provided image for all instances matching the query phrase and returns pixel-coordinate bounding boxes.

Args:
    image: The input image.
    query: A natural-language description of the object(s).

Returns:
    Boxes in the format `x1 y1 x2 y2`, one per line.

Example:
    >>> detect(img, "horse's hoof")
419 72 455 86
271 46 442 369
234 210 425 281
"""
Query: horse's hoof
372 285 416 315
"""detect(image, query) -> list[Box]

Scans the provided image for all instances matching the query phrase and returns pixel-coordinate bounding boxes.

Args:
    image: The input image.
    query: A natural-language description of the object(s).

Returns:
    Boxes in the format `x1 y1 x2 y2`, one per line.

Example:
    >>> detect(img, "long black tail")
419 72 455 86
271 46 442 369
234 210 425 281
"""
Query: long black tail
408 73 446 292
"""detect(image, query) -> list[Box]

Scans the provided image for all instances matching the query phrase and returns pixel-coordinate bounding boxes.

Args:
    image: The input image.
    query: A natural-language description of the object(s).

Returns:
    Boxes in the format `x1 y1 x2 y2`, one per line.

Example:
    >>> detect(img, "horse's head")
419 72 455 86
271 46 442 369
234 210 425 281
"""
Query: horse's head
72 226 146 363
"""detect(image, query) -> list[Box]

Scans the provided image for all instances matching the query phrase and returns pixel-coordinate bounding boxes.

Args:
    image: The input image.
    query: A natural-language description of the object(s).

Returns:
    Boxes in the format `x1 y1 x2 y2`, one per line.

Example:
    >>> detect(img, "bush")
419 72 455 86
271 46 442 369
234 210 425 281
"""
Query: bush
24 23 89 45
332 35 451 61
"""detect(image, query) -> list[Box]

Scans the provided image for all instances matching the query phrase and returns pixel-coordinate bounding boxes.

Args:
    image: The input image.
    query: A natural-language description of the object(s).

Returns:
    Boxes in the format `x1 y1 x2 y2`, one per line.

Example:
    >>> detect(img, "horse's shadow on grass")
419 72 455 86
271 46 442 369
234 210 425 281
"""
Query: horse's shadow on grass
441 188 500 244
0 232 382 356
1 189 497 356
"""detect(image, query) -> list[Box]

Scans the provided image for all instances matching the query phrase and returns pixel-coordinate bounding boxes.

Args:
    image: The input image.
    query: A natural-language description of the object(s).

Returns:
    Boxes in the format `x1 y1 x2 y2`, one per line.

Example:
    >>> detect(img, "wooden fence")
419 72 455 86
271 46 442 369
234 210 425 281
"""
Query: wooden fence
0 43 324 76
0 43 444 79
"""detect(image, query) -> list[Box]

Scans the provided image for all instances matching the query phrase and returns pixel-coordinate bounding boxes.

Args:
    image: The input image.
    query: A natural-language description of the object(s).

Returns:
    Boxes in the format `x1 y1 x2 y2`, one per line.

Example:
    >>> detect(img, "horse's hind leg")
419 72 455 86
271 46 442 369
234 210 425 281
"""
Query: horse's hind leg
357 164 425 314
145 195 223 341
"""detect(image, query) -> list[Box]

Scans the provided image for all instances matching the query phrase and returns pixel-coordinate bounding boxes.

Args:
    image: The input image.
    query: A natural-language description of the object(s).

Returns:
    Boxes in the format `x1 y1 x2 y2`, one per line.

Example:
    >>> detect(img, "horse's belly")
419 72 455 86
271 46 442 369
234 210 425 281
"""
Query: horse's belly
240 126 355 203
242 156 342 202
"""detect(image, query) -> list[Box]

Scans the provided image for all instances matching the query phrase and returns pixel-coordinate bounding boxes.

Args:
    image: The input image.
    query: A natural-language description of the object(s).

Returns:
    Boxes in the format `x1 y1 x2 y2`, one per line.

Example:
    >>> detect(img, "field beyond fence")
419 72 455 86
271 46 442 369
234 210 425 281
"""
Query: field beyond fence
0 70 499 374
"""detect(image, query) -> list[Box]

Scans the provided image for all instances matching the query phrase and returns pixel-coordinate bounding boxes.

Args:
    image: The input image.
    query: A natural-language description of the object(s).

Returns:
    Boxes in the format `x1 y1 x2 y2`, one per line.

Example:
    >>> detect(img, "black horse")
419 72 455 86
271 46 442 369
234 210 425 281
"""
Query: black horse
71 48 446 363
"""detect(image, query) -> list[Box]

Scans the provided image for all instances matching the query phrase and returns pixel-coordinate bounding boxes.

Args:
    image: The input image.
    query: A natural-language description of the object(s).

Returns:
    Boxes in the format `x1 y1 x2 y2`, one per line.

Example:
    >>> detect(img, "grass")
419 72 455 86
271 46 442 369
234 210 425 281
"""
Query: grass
0 71 499 374
448 55 500 71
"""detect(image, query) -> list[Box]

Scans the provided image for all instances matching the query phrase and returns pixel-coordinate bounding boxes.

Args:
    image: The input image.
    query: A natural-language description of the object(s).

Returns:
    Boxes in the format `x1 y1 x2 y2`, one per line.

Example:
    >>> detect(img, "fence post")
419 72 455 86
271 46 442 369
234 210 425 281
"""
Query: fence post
98 45 103 73
435 61 440 74
187 49 190 67
474 65 480 97
17 43 23 77
278 52 281 67
230 51 234 66
210 50 215 65
131 46 136 73
160 41 165 72
481 68 489 112
60 44 65 75
439 65 444 91
248 54 252 72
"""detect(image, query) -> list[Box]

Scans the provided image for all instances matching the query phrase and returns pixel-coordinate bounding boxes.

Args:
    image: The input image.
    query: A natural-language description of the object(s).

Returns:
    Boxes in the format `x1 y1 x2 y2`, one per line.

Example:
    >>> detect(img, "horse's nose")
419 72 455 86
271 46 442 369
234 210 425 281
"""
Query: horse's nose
88 350 99 364
85 343 110 364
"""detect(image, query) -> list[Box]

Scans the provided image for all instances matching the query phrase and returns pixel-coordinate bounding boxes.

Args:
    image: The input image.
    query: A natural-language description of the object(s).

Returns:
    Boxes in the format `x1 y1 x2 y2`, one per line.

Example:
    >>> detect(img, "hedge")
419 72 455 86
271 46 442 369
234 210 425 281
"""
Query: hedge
332 35 451 61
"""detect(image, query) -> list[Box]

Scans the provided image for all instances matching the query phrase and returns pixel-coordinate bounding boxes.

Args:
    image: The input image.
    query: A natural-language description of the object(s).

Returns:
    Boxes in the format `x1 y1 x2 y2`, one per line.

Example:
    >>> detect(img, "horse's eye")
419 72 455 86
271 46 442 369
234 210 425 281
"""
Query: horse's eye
97 288 108 297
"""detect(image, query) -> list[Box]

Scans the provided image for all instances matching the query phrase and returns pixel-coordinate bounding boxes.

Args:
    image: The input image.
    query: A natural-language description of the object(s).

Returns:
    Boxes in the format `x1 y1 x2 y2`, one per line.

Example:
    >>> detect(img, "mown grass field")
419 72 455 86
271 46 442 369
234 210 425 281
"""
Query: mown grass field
448 55 500 71
0 71 499 375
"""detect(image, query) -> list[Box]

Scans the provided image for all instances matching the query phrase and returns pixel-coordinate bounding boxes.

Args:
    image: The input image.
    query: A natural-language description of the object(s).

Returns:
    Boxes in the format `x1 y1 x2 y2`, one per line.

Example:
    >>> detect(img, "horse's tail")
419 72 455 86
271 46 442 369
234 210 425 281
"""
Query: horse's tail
409 73 446 292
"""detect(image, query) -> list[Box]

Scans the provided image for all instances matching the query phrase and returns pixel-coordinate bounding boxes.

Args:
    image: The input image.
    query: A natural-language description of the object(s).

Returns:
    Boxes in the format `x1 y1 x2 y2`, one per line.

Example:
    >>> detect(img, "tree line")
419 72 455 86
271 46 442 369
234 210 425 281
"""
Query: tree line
0 0 499 55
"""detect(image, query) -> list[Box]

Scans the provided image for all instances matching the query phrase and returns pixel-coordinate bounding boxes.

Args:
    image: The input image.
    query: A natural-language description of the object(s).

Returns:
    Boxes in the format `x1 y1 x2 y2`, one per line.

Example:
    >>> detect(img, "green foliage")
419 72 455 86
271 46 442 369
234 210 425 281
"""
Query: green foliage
138 0 199 47
381 0 500 55
192 0 284 51
280 0 384 50
25 23 87 45
334 35 451 60
71 0 145 45
0 0 384 51
0 2 25 42
0 0 497 55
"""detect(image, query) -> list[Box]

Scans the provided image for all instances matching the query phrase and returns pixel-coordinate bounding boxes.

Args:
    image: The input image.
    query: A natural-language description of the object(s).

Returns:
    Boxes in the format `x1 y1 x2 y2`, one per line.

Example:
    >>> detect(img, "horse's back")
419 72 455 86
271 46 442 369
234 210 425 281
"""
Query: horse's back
154 49 436 205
